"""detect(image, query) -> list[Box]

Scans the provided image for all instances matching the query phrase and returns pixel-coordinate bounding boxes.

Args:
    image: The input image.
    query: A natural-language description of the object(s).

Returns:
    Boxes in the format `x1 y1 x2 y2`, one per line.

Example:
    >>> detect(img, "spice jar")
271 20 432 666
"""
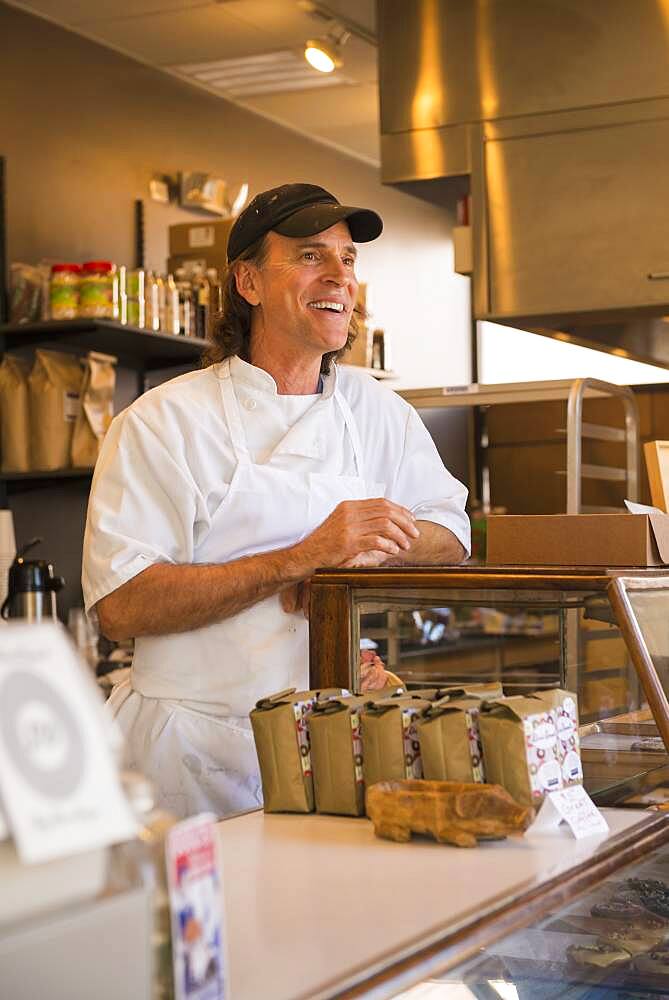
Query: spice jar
49 263 81 320
79 260 117 318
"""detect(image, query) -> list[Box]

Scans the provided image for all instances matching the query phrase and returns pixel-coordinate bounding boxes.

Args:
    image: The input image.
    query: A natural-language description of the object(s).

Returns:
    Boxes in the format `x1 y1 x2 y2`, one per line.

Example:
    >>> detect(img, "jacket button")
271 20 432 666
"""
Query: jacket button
243 397 257 411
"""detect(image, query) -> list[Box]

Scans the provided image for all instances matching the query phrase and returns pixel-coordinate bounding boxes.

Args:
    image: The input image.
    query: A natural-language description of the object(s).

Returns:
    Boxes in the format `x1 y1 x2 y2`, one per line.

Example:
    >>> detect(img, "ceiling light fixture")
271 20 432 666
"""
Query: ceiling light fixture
304 20 350 73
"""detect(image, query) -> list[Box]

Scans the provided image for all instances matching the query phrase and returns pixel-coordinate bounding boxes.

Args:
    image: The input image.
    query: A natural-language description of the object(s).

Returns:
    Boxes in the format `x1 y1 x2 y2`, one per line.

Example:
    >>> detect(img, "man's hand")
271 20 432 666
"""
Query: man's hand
294 498 420 569
279 580 311 617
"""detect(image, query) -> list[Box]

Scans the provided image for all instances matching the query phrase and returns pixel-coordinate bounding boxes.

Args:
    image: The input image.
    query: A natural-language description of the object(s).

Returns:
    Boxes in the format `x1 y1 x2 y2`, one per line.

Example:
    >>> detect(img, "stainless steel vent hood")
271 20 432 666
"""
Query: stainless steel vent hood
378 0 669 367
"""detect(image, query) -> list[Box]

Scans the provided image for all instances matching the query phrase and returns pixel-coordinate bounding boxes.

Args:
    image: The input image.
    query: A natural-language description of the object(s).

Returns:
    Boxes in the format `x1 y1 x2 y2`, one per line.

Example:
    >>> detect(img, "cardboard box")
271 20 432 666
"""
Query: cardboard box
487 513 669 567
169 219 234 256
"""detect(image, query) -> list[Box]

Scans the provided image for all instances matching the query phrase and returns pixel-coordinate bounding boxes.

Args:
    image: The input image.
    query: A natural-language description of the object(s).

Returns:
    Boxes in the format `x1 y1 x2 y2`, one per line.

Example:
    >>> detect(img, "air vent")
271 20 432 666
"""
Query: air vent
172 50 349 97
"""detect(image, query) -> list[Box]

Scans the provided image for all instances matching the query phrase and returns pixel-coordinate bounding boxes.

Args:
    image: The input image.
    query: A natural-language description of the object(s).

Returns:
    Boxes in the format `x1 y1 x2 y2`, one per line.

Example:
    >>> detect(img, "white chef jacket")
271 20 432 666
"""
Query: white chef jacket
84 356 469 628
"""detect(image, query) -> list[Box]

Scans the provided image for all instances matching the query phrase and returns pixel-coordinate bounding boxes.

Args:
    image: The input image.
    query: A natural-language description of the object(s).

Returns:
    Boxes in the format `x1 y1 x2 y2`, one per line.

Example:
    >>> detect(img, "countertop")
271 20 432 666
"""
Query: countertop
216 806 656 1000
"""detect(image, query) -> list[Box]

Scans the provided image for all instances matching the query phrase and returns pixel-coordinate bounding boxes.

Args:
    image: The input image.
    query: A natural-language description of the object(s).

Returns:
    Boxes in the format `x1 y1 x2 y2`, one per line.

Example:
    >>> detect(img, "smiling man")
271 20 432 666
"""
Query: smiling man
82 183 470 818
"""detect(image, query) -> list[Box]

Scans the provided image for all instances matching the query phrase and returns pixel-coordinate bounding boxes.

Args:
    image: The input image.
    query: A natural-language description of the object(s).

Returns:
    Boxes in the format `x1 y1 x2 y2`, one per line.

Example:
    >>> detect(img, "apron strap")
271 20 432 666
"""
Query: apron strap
334 385 366 479
218 359 251 464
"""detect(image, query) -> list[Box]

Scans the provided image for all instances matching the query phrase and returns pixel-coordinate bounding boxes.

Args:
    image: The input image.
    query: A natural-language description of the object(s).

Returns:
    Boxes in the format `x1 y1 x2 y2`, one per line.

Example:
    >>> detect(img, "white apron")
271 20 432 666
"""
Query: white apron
108 359 379 818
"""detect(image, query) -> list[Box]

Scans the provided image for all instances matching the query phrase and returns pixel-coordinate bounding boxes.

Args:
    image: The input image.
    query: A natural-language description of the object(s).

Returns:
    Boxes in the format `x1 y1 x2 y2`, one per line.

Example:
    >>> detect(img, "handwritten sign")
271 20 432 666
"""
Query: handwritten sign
528 784 609 840
0 622 136 864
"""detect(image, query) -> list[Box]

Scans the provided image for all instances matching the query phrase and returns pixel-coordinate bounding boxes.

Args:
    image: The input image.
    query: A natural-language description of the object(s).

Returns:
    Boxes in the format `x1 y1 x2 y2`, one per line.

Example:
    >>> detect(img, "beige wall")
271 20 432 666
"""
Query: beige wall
1 3 471 389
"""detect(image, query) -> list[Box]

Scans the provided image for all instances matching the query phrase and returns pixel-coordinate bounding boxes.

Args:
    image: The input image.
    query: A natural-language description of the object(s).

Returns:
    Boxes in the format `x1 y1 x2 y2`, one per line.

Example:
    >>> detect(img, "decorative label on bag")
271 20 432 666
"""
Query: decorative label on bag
350 710 364 784
294 699 316 777
524 710 563 800
555 695 583 783
166 813 227 1000
401 708 423 779
63 390 80 423
465 707 486 783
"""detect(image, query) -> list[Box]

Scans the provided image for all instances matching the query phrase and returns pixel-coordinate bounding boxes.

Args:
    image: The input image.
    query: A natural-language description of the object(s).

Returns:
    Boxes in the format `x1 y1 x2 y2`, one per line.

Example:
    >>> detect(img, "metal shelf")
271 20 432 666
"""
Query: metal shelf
0 318 208 371
0 468 94 493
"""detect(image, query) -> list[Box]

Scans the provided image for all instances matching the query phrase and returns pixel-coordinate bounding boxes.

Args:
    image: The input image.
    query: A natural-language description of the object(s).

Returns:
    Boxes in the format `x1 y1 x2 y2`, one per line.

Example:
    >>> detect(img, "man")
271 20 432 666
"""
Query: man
83 183 470 818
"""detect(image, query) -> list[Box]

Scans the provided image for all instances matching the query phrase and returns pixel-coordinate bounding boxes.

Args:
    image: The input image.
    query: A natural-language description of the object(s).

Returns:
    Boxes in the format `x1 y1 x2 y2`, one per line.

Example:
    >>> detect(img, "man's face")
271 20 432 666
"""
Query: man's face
244 221 359 358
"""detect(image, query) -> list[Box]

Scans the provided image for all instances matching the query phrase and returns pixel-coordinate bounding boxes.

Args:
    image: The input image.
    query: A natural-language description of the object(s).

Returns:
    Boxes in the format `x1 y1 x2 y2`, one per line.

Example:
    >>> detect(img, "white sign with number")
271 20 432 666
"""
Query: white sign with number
0 622 136 864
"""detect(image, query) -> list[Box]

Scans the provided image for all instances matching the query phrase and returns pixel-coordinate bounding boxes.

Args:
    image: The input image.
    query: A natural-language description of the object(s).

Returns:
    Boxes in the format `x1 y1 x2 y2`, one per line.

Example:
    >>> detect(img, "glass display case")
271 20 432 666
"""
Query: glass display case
309 567 669 807
387 818 669 999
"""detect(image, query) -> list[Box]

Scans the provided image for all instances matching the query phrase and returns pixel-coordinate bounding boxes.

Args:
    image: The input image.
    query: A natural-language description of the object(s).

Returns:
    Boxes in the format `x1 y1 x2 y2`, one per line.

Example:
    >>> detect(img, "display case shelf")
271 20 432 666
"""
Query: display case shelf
0 318 208 371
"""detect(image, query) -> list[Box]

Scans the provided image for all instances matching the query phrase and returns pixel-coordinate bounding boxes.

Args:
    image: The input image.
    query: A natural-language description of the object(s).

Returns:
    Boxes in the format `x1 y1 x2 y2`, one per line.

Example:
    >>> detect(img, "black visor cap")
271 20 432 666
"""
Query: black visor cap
226 183 383 263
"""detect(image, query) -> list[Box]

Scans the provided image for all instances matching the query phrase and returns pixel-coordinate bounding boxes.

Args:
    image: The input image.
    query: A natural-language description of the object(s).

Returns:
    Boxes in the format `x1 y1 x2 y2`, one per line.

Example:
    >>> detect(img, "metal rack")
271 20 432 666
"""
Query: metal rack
398 376 640 513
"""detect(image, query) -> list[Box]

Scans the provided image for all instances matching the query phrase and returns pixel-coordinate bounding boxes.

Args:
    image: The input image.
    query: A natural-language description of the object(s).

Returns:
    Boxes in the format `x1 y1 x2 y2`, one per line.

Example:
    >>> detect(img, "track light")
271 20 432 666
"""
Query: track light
304 22 350 73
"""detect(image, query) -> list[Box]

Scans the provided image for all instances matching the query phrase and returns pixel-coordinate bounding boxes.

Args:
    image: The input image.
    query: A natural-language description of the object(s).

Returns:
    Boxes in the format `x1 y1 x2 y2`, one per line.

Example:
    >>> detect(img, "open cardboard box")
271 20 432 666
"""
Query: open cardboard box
487 513 669 567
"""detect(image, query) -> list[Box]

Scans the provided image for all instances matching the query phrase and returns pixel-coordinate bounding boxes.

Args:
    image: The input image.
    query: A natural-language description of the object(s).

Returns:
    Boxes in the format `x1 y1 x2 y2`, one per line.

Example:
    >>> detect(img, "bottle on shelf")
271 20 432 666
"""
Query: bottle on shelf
145 271 159 332
126 268 146 329
191 266 210 341
174 267 192 337
165 274 180 336
206 267 222 339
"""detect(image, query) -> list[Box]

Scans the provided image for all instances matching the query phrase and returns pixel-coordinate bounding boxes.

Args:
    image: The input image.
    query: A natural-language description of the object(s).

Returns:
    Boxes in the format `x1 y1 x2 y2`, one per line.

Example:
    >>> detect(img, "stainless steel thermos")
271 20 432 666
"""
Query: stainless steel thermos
1 537 65 622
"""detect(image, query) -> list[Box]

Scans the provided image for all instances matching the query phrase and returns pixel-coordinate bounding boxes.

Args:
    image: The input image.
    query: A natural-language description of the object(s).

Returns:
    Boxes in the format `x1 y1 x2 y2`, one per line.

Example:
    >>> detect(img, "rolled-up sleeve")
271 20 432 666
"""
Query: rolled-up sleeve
82 410 197 612
390 406 471 556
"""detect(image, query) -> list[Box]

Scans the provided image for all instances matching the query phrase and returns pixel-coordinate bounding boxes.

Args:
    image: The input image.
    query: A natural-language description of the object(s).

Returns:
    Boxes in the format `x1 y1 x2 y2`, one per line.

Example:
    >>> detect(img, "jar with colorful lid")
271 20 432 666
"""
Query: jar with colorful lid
49 263 81 320
79 260 118 319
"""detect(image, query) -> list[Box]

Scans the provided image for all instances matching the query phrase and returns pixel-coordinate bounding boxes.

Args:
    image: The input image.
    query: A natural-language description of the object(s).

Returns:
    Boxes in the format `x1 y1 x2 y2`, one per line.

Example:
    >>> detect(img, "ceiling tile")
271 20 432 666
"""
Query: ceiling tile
73 4 286 65
247 81 378 129
13 0 210 26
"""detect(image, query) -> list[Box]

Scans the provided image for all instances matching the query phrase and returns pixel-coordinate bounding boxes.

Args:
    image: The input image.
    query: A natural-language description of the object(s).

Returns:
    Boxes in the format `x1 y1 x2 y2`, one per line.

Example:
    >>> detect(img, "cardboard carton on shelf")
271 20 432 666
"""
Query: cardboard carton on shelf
487 513 669 567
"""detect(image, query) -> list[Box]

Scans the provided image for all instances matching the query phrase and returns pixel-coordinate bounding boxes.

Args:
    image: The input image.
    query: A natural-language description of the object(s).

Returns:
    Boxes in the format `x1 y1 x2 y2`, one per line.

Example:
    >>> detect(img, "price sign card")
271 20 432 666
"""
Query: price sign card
0 622 136 863
528 784 610 840
166 813 227 1000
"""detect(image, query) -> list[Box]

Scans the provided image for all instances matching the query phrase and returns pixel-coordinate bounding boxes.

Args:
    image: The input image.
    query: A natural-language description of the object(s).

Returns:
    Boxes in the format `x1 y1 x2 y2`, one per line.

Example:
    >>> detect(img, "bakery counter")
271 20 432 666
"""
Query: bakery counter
216 807 669 1000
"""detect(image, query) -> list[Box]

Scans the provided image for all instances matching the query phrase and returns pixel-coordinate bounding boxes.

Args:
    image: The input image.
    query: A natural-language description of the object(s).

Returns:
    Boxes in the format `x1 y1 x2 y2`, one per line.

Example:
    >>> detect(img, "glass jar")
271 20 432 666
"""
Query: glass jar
49 263 81 320
79 260 117 318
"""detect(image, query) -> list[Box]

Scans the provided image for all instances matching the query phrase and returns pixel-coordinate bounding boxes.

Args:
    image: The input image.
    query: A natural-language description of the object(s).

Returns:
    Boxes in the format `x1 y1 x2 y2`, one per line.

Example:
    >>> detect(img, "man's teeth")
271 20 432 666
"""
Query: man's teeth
309 301 345 312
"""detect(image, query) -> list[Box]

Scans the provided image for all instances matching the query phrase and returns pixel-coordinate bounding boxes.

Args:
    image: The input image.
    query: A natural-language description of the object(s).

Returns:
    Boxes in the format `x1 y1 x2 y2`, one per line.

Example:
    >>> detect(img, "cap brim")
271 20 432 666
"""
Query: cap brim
273 202 383 243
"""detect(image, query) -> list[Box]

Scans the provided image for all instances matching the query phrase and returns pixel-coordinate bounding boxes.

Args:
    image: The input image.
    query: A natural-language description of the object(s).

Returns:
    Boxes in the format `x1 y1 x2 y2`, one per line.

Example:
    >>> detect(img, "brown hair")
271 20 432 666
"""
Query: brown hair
202 234 364 374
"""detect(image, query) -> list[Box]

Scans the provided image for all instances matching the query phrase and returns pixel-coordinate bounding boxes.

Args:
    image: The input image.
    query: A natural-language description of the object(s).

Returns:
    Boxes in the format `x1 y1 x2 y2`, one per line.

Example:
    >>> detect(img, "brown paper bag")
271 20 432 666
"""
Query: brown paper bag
533 688 582 786
418 697 486 783
479 696 563 808
28 349 83 470
0 354 30 472
250 687 341 813
360 696 432 788
309 696 368 816
71 351 117 468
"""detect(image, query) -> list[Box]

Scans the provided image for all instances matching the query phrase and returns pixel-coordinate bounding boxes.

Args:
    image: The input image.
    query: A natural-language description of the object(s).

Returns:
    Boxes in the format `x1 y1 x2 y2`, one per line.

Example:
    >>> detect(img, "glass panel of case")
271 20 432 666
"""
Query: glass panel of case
352 586 669 805
389 838 669 999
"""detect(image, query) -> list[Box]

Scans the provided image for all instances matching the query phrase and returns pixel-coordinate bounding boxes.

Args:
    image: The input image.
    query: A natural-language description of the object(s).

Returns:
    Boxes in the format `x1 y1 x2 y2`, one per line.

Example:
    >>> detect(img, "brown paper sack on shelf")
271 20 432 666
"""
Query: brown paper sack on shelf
250 687 342 813
309 696 368 816
479 696 563 808
0 354 31 472
533 688 582 786
418 697 486 783
71 352 117 468
360 696 432 787
28 349 83 471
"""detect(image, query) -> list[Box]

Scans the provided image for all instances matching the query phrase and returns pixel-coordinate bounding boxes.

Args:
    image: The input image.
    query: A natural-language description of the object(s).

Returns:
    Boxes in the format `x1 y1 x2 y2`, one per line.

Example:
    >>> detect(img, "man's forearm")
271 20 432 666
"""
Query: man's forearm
387 520 466 566
96 545 311 641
